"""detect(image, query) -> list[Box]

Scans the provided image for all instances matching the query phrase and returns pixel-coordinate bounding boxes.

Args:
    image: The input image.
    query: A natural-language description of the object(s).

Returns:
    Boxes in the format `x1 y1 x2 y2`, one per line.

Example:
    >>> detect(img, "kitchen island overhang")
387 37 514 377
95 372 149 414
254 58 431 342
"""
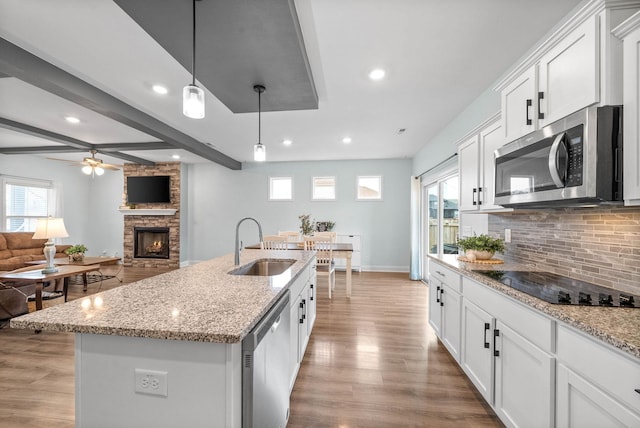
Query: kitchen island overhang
10 249 317 428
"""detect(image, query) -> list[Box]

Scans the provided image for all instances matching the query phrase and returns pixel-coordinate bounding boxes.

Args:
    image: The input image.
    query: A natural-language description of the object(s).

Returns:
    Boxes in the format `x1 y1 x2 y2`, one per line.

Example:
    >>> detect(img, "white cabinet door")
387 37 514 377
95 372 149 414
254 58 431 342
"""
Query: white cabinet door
428 277 442 338
621 19 640 205
557 364 640 428
458 135 480 211
440 284 462 362
538 16 599 127
494 321 555 428
479 120 506 210
502 66 536 142
289 292 302 392
298 286 310 358
461 299 495 404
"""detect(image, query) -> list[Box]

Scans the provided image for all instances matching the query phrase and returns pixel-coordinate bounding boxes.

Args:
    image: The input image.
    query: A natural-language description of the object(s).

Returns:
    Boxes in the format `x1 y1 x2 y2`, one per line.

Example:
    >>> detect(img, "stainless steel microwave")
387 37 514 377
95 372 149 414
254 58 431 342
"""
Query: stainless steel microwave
494 105 622 208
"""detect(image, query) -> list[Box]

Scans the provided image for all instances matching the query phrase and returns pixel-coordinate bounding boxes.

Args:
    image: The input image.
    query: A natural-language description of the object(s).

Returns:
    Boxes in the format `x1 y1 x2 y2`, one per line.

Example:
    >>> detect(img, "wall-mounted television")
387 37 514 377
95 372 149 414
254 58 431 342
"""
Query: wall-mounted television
127 176 171 203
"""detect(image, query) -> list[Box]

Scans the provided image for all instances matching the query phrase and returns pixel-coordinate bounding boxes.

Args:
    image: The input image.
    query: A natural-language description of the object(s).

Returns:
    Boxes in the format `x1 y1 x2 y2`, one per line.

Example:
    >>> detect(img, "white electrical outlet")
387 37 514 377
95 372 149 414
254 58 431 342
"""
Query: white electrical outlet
505 228 512 243
135 369 168 397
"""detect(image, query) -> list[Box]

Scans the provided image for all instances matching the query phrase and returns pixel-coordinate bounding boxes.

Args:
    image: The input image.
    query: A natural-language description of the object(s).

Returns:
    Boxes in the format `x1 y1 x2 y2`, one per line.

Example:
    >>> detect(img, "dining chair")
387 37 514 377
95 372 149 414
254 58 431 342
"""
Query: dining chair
314 231 337 243
261 235 289 250
304 236 335 299
278 231 301 242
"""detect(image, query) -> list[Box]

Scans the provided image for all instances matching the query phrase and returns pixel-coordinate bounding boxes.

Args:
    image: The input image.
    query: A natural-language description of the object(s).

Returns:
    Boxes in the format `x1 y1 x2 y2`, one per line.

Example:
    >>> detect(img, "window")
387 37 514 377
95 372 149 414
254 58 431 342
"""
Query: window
357 176 382 200
269 177 293 200
312 177 336 200
2 177 55 232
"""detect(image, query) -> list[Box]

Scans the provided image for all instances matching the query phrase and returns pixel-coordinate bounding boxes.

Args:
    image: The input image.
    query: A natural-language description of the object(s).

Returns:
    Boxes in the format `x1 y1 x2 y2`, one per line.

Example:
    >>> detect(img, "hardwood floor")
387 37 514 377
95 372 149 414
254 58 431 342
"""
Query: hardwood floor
288 272 502 427
0 267 502 427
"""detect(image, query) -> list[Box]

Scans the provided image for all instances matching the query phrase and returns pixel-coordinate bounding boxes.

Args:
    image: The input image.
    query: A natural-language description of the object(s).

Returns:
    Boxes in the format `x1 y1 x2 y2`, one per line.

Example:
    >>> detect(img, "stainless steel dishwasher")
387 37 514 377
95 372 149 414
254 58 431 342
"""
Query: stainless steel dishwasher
242 291 290 428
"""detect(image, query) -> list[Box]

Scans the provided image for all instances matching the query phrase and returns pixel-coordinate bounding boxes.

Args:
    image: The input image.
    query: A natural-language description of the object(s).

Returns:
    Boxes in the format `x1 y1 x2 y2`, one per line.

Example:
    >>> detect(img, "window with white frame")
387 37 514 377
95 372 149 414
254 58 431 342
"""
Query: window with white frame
2 177 55 232
357 176 382 200
269 176 293 200
312 176 336 200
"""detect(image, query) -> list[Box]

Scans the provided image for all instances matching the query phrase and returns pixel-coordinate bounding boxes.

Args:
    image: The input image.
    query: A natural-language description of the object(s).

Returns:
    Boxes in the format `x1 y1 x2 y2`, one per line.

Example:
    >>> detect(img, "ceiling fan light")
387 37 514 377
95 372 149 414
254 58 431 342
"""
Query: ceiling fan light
183 84 205 119
254 143 266 162
94 166 105 176
82 165 93 175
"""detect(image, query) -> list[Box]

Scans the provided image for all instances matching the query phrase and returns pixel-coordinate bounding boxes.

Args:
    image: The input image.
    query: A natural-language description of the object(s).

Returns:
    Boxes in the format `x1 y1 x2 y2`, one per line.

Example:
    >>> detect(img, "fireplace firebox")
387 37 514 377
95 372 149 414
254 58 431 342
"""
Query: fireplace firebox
134 227 170 259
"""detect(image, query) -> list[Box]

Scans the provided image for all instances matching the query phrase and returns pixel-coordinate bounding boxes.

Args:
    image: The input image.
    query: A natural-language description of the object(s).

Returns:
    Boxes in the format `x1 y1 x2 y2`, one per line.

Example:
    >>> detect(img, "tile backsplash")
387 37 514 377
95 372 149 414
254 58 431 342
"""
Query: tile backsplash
488 207 640 294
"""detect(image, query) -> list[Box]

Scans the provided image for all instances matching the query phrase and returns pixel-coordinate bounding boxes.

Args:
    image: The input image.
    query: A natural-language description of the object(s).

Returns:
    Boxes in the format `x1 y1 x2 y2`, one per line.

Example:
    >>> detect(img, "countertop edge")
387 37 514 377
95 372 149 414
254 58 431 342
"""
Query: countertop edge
428 255 640 361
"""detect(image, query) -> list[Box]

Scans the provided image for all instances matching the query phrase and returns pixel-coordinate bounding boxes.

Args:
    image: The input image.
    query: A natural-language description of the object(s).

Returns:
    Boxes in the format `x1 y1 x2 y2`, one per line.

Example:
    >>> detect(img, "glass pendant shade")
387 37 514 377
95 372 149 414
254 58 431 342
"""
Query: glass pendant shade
94 166 105 176
254 143 266 162
82 165 92 175
183 84 205 119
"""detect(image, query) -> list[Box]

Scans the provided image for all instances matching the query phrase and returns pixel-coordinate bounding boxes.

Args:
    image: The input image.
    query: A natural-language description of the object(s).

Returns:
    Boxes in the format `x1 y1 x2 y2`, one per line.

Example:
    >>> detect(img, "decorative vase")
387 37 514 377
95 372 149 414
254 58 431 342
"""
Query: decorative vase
70 253 85 262
465 249 494 261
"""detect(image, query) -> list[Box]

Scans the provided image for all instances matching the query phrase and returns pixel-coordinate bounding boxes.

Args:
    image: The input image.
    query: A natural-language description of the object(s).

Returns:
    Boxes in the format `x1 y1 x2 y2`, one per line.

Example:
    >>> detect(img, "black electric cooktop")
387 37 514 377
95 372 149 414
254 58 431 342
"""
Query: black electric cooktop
474 270 638 307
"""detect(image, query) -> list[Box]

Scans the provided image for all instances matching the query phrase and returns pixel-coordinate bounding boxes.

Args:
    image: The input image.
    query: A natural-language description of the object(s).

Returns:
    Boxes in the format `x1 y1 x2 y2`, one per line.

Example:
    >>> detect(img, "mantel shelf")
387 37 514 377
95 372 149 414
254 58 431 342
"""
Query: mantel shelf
118 208 177 216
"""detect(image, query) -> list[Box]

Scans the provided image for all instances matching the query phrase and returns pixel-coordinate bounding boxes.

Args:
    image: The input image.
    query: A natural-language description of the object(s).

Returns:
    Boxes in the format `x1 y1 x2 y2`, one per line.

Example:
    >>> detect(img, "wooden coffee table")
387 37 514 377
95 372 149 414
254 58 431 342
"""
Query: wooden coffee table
0 264 100 310
26 256 121 291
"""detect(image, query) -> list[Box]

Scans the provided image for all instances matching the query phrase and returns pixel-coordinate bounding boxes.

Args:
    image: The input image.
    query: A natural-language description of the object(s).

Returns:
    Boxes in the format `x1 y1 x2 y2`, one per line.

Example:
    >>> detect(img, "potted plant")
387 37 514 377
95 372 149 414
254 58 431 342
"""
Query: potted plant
457 234 505 261
298 214 315 236
65 244 88 262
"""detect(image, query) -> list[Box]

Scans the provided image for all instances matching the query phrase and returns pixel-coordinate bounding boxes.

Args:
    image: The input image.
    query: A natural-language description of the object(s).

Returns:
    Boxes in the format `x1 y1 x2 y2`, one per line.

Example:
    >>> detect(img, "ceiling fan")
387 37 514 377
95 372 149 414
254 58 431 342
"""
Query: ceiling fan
47 150 122 176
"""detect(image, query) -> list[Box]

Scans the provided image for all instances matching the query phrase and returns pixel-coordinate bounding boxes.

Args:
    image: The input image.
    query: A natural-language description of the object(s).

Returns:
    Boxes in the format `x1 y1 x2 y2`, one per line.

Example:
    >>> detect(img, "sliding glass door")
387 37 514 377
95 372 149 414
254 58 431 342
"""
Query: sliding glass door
422 174 459 279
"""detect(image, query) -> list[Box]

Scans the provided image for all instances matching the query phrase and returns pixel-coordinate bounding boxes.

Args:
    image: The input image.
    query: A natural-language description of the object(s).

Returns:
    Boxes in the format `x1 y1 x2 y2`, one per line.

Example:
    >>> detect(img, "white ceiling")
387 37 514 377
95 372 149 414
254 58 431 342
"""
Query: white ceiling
0 0 584 168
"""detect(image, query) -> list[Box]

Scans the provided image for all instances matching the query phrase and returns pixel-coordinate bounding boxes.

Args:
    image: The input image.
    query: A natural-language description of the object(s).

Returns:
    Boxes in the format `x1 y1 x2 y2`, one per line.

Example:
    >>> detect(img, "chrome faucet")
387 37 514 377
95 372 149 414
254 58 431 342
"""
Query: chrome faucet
234 217 264 265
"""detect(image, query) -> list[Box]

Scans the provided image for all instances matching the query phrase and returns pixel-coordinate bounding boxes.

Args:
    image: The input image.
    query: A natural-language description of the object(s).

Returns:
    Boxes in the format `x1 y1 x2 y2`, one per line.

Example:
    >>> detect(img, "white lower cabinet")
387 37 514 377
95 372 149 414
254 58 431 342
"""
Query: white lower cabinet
556 325 640 427
493 321 554 428
461 299 494 404
428 264 462 362
288 262 316 392
557 364 640 428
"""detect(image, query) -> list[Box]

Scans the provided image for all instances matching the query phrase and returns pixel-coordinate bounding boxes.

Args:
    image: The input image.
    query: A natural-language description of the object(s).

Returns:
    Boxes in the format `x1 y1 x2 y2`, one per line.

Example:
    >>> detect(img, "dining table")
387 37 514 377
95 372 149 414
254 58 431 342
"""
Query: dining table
245 242 354 297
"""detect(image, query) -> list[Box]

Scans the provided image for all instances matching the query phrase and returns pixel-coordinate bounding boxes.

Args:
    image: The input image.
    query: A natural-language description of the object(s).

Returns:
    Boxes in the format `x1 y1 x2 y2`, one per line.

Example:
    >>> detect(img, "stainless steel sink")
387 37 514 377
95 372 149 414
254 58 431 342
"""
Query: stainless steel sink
229 259 296 276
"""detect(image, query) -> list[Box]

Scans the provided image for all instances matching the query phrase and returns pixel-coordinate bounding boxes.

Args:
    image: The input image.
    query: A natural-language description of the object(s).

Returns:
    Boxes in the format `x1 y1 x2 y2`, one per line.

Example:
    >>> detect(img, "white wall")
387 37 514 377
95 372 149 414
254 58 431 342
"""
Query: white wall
185 159 412 271
0 154 93 248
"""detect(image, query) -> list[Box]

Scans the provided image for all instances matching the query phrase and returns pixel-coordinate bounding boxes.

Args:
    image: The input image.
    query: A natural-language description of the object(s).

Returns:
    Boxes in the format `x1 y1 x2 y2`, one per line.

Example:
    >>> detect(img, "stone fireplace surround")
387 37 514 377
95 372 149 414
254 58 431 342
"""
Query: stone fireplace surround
122 163 180 268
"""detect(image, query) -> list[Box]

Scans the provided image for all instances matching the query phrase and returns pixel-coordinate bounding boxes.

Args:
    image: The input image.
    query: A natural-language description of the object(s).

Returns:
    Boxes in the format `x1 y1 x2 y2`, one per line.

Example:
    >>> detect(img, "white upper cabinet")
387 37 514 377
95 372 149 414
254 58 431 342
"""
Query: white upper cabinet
538 16 599 127
613 11 640 205
501 66 536 143
458 117 508 212
496 2 640 144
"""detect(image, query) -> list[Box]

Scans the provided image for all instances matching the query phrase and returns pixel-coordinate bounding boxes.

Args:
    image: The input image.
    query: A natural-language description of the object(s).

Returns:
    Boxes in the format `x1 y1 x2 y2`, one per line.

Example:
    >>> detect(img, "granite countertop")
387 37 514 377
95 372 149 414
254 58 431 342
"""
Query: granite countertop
429 254 640 360
10 250 315 344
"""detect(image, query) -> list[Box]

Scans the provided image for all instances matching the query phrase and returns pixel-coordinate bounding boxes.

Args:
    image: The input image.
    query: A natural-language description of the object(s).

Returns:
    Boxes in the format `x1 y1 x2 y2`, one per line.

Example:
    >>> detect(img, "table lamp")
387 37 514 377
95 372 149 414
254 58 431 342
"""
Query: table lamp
32 217 69 274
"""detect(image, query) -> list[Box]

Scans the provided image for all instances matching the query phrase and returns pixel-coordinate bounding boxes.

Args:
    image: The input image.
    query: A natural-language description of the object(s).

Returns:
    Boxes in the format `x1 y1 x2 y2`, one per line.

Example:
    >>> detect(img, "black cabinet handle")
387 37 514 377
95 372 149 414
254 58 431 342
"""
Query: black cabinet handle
472 188 477 205
635 389 640 395
483 323 490 349
435 285 441 303
310 283 314 301
302 299 306 320
439 288 444 307
493 329 500 357
299 301 305 324
435 270 445 277
537 92 545 119
478 188 483 205
526 99 532 125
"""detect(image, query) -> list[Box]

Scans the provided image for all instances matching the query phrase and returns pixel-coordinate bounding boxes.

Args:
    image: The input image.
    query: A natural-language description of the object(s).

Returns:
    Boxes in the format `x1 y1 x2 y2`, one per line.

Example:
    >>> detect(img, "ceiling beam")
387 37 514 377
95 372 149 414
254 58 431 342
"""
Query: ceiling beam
94 142 172 151
0 117 154 165
0 146 86 154
0 37 241 170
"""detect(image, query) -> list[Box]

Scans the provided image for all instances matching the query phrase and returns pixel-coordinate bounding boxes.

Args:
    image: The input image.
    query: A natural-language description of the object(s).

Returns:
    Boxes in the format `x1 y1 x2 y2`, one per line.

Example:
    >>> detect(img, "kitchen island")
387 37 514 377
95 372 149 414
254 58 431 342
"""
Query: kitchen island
10 249 316 428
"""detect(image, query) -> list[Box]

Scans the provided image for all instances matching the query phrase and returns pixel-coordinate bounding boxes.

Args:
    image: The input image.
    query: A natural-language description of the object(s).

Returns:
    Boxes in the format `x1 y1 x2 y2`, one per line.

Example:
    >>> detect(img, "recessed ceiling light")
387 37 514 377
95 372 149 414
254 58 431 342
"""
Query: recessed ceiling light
172 154 181 159
342 137 352 144
283 139 292 146
65 116 80 124
152 84 168 95
368 68 386 80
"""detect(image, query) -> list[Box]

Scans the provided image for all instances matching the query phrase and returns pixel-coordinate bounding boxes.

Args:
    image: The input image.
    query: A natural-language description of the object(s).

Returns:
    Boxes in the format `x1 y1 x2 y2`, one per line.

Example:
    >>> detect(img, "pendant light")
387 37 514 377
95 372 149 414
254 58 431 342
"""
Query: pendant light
183 0 204 119
253 84 266 162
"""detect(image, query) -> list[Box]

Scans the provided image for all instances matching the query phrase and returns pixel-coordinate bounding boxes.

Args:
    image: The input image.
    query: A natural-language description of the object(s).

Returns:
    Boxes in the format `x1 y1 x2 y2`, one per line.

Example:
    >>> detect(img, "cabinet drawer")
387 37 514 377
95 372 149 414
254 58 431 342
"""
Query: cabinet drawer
429 263 461 293
557 324 640 413
463 277 554 353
